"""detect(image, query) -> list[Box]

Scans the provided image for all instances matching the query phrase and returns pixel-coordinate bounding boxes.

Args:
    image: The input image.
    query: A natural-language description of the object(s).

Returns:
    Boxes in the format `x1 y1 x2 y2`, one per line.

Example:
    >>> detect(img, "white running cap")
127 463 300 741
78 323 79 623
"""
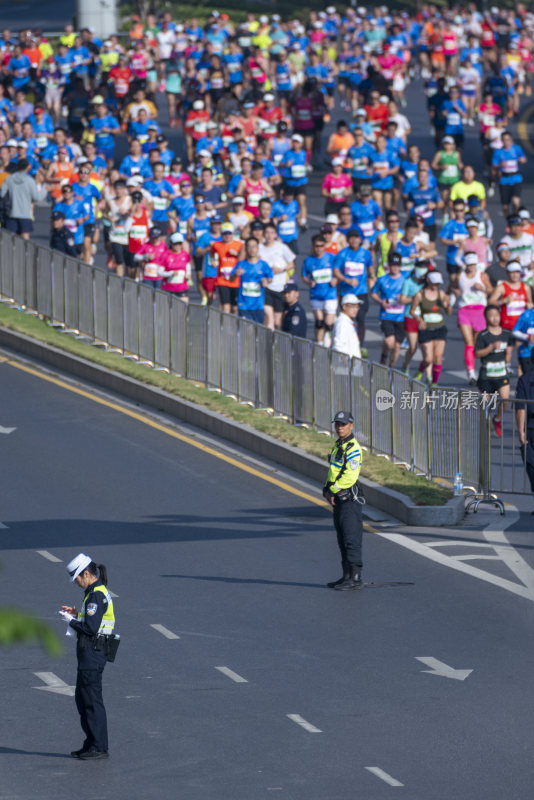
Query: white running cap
66 553 92 581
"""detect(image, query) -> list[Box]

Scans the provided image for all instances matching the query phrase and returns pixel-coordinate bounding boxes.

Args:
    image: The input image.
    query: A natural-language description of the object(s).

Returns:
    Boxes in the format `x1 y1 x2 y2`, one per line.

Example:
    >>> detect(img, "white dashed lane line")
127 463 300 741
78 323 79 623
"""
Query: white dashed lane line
365 767 404 787
286 714 322 733
36 550 62 563
150 623 180 639
215 666 248 683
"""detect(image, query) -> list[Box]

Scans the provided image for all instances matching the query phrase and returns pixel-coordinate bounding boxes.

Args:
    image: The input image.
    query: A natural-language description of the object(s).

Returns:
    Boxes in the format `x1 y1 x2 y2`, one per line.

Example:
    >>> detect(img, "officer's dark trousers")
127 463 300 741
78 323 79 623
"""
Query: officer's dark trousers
521 438 534 492
75 665 108 752
333 498 363 568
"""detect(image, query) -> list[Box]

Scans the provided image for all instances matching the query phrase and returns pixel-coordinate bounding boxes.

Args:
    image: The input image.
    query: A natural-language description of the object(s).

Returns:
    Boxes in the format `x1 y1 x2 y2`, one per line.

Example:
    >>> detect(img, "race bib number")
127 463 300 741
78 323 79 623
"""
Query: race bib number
242 281 261 297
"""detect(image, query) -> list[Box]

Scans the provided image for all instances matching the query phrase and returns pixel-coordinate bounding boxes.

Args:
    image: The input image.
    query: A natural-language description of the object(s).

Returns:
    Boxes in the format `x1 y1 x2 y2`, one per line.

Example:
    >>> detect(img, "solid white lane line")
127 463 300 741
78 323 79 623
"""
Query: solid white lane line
365 767 404 787
150 623 180 639
286 714 322 733
36 550 62 563
215 666 248 683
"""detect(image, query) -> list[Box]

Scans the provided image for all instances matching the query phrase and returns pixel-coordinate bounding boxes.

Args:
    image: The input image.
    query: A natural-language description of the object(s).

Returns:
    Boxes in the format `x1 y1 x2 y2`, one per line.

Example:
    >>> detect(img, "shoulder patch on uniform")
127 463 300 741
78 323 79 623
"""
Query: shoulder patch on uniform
350 460 359 470
87 603 98 616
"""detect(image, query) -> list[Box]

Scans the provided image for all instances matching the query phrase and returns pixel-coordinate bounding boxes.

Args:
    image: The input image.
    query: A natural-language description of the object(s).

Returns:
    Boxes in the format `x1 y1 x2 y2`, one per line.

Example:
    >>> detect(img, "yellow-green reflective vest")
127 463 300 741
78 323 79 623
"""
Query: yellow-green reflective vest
79 584 115 635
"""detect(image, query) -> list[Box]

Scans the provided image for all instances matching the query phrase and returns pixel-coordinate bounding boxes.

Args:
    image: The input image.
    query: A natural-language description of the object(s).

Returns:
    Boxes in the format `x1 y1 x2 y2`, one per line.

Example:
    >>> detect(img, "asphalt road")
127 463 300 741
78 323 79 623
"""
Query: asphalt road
2 349 534 799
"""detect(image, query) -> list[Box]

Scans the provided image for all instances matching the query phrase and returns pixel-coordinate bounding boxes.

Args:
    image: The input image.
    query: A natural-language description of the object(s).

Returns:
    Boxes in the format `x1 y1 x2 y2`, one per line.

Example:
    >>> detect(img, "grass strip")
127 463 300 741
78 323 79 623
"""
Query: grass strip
0 303 451 505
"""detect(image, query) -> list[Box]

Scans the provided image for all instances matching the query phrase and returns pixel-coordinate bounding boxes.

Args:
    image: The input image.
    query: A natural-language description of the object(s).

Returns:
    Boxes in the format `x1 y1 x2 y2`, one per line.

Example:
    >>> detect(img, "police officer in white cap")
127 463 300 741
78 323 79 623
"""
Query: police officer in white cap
61 553 115 759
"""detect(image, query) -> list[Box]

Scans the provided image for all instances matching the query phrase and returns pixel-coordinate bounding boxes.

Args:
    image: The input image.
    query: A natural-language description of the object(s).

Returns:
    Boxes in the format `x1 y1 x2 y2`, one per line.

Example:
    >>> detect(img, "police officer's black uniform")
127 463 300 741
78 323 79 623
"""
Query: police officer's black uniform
282 298 307 338
50 224 78 257
516 356 534 503
323 410 364 590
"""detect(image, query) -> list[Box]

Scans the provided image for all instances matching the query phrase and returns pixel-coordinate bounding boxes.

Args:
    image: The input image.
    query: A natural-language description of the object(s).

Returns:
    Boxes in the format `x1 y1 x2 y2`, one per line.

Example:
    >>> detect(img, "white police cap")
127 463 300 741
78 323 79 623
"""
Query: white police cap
66 553 92 581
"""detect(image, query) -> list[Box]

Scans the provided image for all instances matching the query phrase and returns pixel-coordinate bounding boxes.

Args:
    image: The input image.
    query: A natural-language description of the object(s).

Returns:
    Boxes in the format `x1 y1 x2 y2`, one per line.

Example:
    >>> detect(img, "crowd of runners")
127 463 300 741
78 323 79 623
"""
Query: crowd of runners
0 6 534 427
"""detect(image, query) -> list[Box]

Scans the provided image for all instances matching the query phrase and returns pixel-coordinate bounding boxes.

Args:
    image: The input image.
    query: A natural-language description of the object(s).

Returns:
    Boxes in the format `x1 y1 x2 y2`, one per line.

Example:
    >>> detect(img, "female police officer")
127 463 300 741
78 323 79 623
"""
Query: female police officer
61 553 115 760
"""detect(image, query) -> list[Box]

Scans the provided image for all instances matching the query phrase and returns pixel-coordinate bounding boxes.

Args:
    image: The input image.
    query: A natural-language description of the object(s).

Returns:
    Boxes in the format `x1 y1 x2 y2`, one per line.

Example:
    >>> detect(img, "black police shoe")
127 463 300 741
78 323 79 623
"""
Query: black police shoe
327 565 350 588
334 568 363 591
78 747 109 760
71 748 88 759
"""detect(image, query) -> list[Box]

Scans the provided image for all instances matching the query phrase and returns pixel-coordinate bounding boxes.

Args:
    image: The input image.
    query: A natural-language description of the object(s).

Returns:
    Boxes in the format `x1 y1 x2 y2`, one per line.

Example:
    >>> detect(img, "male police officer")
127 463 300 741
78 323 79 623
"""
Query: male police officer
516 351 534 512
323 410 364 590
50 209 78 256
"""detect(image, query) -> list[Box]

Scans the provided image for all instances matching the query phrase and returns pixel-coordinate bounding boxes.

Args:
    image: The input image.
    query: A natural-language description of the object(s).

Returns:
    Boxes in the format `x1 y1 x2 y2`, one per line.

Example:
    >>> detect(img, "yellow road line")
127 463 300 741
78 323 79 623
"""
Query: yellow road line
1 352 376 530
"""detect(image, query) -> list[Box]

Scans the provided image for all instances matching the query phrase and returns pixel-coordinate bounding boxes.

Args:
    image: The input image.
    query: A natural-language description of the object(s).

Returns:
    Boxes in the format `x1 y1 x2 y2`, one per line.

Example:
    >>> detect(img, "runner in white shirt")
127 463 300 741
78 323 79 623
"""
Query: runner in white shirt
332 293 361 359
259 223 296 329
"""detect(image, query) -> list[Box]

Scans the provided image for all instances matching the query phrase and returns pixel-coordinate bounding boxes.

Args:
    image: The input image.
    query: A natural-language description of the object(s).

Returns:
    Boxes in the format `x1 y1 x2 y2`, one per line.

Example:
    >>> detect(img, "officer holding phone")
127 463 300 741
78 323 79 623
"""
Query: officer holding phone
323 411 364 591
61 553 116 760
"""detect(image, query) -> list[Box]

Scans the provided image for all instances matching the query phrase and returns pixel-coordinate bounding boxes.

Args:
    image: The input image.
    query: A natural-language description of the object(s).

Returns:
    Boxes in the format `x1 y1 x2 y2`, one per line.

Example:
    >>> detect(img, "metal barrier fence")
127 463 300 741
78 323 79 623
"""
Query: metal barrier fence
2 228 525 496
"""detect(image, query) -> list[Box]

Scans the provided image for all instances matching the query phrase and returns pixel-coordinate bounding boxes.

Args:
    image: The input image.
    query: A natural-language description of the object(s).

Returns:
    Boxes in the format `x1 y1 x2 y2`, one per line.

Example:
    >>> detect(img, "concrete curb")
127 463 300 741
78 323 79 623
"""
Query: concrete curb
0 326 465 527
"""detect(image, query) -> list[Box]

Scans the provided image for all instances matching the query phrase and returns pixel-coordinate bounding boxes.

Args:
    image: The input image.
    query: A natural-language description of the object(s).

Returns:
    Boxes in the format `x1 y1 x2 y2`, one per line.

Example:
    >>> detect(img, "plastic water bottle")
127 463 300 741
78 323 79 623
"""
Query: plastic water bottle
454 472 463 495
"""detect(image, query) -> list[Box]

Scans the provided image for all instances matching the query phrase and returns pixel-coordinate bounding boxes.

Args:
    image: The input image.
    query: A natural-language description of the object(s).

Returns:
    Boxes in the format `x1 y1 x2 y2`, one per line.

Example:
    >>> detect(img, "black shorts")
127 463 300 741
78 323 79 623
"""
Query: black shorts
446 261 462 275
264 287 285 312
283 182 307 197
419 324 448 344
194 256 203 273
313 118 324 132
381 319 405 342
423 223 437 242
325 86 335 97
83 223 95 238
477 375 509 393
218 285 239 306
324 200 347 217
287 239 299 255
277 90 292 104
111 242 128 265
352 177 372 194
499 182 522 205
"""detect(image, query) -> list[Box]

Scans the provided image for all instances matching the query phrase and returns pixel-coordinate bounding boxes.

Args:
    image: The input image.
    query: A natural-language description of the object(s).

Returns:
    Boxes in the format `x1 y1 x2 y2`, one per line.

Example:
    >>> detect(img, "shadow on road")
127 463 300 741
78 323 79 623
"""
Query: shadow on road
0 508 327 552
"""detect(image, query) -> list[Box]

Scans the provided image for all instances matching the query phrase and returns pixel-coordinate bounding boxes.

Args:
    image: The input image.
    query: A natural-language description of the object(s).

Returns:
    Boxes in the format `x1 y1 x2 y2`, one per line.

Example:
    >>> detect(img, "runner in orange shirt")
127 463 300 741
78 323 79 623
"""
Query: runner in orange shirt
212 225 244 313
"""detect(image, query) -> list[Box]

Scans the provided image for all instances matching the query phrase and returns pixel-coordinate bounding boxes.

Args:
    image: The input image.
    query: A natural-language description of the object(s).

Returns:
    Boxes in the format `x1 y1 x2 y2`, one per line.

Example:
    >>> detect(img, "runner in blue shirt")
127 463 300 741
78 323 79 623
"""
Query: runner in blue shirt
370 250 406 367
302 234 337 344
333 229 373 298
53 184 86 254
9 46 31 90
350 185 382 246
272 187 299 254
231 237 273 324
279 135 308 228
71 166 101 263
439 198 468 277
513 308 534 374
442 85 467 149
168 181 195 236
347 127 375 193
368 134 399 212
143 162 175 228
399 260 430 374
407 166 441 241
492 130 527 216
89 100 120 161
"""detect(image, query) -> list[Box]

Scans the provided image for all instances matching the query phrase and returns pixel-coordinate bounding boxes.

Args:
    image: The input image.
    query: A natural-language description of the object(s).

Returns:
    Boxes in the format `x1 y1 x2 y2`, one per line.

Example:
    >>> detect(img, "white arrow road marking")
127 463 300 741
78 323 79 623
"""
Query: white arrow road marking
36 550 62 563
0 523 8 529
365 767 404 787
215 666 248 683
415 657 473 681
376 508 534 602
33 672 75 696
286 714 322 733
0 425 16 434
150 624 180 639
